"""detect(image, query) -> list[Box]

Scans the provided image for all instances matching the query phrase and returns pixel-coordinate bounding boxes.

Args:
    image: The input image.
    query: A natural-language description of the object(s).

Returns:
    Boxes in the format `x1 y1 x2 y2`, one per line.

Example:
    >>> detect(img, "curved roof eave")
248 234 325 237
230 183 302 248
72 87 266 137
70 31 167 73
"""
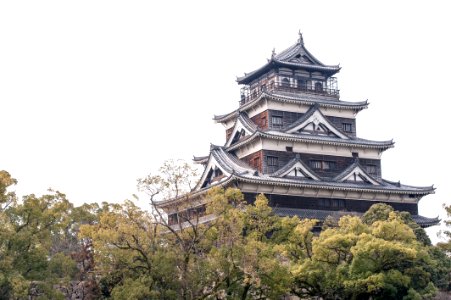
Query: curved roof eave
226 130 394 152
236 60 340 85
156 174 435 209
156 175 236 208
233 174 435 195
213 93 369 123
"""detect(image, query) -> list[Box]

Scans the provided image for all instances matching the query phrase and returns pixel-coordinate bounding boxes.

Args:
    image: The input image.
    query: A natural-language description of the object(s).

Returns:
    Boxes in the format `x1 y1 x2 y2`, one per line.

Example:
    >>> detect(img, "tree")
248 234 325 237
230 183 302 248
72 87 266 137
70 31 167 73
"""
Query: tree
3 165 448 299
292 213 439 299
0 189 73 299
80 183 295 299
0 170 17 212
438 204 451 254
0 171 101 299
363 203 431 246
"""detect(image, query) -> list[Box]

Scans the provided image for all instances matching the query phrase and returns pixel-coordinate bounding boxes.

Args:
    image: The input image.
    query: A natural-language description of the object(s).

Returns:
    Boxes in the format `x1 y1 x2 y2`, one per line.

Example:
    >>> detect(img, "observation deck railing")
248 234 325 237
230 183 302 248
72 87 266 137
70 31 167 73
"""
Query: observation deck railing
240 82 339 106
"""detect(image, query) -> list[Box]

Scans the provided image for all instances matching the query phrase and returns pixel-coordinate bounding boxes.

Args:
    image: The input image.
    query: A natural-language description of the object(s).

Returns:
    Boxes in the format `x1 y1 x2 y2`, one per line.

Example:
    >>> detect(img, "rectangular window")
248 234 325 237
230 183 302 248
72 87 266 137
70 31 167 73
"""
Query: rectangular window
366 165 377 175
267 156 278 166
272 116 283 127
310 160 336 170
323 161 336 170
286 146 293 152
310 160 322 169
343 123 352 132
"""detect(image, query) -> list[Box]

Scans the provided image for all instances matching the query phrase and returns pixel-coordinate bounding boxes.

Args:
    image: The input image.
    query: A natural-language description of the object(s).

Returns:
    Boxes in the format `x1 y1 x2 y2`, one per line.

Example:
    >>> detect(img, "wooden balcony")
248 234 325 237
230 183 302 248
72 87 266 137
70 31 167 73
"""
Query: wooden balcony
240 81 339 105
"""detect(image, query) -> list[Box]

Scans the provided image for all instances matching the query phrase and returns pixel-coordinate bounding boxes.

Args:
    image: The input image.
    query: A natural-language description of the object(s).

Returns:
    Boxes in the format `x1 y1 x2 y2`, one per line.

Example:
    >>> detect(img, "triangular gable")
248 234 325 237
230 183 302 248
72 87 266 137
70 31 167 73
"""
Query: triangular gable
274 36 325 66
274 160 320 180
195 154 232 191
336 165 380 185
289 54 314 65
225 115 256 147
285 109 349 139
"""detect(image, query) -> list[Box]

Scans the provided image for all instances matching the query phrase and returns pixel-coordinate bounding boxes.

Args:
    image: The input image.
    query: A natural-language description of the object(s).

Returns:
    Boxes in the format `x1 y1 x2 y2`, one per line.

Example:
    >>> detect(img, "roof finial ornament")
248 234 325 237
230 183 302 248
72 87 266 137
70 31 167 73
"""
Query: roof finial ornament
271 48 276 58
298 30 304 45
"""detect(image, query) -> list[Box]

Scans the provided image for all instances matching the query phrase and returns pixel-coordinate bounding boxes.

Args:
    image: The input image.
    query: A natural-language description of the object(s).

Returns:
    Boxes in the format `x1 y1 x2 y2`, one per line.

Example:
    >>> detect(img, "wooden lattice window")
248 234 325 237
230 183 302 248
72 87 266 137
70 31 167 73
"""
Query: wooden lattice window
366 165 377 175
272 116 283 128
323 161 336 170
343 123 352 132
310 160 336 170
267 156 278 167
310 160 322 169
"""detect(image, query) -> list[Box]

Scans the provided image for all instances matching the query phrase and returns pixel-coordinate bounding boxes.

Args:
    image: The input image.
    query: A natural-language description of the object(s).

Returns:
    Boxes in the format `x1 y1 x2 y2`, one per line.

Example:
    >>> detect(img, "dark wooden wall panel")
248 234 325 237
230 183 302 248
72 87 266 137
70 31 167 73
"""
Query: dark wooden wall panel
262 150 381 178
243 192 418 215
265 109 356 137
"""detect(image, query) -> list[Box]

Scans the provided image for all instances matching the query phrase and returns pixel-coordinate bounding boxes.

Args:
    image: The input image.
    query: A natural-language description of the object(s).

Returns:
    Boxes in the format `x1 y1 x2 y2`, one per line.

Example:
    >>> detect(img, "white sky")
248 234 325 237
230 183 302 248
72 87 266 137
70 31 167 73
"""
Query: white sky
1 1 450 243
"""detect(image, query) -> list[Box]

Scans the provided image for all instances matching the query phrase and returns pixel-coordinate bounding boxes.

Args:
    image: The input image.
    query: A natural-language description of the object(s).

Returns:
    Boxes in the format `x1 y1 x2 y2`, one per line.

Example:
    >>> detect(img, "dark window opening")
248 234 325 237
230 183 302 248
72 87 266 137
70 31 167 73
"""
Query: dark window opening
271 116 283 128
310 160 336 170
352 152 359 158
267 156 278 166
298 79 307 90
281 77 290 87
168 213 178 225
323 161 336 170
366 165 377 175
286 146 293 152
310 160 322 169
314 81 323 92
343 123 352 132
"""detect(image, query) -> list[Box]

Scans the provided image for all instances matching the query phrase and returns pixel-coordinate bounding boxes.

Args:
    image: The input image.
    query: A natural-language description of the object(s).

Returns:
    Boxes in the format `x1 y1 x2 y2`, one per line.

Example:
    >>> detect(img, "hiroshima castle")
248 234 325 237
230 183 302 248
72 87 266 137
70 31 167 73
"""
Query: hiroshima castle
158 33 439 229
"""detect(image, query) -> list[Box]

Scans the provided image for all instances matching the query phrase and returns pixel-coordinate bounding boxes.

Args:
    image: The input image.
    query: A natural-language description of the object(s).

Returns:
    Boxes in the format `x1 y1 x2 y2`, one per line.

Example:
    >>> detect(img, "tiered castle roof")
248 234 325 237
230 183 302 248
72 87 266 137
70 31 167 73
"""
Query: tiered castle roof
158 33 439 228
236 33 340 84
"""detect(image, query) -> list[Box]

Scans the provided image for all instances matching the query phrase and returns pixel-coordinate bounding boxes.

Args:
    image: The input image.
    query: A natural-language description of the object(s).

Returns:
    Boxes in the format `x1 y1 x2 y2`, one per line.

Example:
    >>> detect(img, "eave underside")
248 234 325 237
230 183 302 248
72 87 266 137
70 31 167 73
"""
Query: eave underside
157 173 433 210
273 207 439 228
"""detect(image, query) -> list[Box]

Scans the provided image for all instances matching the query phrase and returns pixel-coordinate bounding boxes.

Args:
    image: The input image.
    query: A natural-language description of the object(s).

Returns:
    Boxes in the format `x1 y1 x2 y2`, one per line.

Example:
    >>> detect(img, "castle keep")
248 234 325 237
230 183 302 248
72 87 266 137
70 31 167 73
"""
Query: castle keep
158 33 438 228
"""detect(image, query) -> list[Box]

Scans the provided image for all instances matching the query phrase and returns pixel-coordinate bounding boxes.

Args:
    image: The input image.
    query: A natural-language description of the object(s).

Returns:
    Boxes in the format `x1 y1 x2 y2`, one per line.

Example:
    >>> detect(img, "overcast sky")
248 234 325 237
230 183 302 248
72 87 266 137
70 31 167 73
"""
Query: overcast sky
1 1 449 243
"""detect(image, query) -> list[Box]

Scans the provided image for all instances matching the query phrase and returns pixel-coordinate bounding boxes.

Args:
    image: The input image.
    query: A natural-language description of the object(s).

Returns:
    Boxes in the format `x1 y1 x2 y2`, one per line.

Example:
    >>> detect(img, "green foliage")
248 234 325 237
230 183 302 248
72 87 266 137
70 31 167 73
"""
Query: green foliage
362 202 394 225
363 203 432 245
292 214 442 299
0 172 100 299
0 170 17 211
47 253 78 281
1 167 450 299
